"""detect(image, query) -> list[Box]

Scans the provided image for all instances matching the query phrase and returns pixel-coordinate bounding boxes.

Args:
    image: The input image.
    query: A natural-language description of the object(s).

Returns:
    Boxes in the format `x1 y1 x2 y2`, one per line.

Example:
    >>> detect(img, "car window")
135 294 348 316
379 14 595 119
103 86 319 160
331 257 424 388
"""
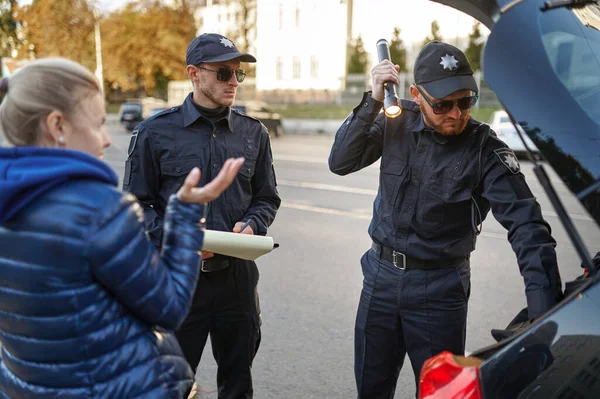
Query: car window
121 104 142 112
541 4 600 123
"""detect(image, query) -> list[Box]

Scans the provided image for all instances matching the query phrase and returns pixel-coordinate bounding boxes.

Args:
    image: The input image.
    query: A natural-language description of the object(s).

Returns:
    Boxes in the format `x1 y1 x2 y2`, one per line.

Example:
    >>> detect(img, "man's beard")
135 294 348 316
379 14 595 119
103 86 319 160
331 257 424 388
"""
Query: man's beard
420 105 468 136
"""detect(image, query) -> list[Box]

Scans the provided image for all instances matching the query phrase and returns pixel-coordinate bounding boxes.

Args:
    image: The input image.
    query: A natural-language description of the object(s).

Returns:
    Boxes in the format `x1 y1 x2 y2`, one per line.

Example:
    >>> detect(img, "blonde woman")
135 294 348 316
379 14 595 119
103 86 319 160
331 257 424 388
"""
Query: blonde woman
0 58 243 398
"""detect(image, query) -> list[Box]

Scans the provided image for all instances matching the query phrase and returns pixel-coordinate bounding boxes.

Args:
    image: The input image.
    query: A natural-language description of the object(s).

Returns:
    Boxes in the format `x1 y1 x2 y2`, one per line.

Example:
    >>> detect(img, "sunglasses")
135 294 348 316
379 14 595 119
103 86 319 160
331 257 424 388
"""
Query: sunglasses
416 85 478 115
198 65 247 83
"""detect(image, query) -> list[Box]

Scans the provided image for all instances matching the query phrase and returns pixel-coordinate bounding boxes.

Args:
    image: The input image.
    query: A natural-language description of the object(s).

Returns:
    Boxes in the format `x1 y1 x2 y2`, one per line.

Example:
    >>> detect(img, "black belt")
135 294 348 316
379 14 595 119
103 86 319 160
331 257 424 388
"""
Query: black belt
201 257 231 273
371 242 467 271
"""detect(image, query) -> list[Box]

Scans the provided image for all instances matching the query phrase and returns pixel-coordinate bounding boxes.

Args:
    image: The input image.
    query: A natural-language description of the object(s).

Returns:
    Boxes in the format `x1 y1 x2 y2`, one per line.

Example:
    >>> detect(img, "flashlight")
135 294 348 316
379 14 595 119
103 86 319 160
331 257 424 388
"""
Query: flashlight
376 39 401 118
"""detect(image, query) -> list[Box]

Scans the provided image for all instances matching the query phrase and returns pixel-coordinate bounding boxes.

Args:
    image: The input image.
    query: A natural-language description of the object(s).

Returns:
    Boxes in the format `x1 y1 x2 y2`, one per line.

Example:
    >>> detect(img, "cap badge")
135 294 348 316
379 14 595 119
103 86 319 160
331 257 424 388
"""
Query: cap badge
440 54 459 71
219 37 234 48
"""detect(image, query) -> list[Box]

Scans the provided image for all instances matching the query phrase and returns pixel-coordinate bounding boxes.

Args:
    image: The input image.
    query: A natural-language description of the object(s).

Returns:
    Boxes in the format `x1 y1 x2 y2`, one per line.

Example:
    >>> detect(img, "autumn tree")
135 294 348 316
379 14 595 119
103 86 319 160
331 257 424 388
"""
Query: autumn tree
347 35 368 74
0 0 18 59
422 19 443 47
389 27 407 73
465 21 484 71
20 0 96 71
101 0 197 96
218 0 256 77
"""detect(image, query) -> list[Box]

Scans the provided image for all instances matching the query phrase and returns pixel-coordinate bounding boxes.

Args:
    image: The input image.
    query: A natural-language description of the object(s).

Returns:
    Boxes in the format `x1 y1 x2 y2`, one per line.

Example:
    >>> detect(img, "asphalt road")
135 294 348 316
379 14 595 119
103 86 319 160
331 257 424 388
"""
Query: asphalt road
105 123 600 399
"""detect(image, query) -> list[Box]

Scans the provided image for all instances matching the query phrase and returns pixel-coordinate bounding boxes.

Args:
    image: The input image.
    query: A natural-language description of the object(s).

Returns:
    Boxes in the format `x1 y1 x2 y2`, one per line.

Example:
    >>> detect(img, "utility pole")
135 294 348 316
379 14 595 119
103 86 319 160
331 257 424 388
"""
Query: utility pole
93 6 104 93
345 0 353 74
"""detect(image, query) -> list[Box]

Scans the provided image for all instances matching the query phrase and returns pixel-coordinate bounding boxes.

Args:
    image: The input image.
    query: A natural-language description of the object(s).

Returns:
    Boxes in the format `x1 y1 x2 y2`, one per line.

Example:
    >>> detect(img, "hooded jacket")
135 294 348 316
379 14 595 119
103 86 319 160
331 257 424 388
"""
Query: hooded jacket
0 147 204 399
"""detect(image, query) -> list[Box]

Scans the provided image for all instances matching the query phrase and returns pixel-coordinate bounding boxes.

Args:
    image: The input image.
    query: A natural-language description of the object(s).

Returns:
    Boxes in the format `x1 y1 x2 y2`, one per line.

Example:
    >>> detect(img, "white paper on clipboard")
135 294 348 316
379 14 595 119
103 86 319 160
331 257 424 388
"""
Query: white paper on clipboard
201 229 277 261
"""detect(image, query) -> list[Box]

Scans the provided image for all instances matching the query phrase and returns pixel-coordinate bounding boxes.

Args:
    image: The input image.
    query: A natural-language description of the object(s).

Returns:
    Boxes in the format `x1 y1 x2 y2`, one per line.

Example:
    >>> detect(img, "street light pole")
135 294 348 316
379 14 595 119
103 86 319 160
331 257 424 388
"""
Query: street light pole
93 7 104 93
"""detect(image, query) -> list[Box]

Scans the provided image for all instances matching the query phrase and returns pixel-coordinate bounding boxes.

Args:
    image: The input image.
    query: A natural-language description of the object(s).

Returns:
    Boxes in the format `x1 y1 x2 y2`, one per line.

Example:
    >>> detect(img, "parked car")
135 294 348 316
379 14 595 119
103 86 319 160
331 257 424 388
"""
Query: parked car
419 0 600 398
118 101 143 131
489 110 540 156
118 97 167 131
232 100 284 137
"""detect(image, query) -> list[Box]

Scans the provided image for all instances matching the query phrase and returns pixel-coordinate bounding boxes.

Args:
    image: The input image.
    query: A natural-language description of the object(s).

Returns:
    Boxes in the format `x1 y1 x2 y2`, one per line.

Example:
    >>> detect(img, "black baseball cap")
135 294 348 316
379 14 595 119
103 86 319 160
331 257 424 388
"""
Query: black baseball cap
186 33 256 65
414 41 478 99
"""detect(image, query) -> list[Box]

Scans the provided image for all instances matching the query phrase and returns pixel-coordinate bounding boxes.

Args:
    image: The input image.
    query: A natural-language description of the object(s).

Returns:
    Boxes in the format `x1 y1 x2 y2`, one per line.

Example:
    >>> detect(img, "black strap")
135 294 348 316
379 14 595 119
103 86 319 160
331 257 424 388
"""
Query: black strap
371 242 466 270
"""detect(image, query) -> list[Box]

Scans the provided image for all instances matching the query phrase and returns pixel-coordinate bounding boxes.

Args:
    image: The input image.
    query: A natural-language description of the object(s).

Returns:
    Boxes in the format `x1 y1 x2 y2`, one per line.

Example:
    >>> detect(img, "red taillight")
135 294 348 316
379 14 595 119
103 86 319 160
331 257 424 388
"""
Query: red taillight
419 351 484 399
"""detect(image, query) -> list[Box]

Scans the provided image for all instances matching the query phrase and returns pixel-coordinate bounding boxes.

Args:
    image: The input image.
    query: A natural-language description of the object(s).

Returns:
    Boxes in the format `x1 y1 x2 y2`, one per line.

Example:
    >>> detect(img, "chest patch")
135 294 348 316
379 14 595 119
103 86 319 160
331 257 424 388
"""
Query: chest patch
494 148 520 174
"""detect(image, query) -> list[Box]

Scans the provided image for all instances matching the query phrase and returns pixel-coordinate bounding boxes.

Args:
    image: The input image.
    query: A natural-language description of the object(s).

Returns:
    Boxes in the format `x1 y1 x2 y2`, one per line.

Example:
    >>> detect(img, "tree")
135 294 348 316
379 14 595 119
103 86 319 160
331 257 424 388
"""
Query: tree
20 0 96 71
465 21 484 71
0 0 18 58
389 27 407 73
101 0 197 96
421 19 443 47
347 35 368 74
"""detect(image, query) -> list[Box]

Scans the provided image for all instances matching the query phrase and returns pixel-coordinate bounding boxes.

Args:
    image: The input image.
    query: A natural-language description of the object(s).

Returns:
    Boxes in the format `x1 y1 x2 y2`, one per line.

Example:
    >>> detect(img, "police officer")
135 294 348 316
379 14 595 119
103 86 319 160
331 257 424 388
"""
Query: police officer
329 41 563 398
124 33 281 399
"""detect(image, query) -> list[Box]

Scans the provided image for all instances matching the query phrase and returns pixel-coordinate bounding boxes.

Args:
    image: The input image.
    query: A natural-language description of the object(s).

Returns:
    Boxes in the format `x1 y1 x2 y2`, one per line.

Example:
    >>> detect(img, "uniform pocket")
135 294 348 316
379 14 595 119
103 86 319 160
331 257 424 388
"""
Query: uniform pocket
159 157 201 199
379 154 410 208
421 182 472 236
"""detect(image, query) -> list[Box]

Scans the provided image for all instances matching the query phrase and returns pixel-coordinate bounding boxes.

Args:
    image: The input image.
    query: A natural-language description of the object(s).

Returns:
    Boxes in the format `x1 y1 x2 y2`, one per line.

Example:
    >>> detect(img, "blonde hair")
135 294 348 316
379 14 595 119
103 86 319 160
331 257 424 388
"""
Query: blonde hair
0 58 101 146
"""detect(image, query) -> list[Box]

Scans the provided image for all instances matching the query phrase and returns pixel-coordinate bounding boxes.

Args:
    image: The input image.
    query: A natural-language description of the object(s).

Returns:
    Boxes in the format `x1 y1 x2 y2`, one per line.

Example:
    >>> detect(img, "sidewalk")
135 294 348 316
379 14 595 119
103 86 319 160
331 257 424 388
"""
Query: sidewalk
107 114 343 135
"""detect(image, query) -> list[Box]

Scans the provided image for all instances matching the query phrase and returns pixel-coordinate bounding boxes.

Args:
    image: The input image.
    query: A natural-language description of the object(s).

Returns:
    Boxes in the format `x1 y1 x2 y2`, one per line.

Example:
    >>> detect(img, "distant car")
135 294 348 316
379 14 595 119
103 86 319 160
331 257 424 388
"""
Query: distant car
118 98 168 132
118 102 144 131
232 100 284 137
489 110 540 156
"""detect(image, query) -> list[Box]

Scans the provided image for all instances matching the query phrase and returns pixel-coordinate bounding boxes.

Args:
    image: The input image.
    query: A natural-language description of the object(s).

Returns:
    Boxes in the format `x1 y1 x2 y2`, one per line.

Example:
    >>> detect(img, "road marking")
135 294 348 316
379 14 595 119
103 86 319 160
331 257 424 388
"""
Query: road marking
278 179 378 196
281 201 581 251
277 180 594 222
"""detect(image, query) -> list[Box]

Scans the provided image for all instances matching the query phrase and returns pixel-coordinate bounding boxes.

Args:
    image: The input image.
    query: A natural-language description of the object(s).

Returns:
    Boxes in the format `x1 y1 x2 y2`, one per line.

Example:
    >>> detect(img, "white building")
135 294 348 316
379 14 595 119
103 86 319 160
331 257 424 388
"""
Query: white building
193 0 348 103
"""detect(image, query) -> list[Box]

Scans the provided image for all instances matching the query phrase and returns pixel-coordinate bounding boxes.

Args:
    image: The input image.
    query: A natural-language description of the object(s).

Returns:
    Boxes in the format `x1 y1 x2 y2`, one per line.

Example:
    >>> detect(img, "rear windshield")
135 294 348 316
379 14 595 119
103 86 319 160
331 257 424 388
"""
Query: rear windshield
541 4 600 123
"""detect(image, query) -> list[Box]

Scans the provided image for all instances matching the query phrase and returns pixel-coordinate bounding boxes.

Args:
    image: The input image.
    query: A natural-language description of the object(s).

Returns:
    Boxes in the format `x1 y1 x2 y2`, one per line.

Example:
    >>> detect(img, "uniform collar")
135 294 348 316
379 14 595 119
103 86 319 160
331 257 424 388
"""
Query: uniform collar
182 92 233 130
409 113 478 144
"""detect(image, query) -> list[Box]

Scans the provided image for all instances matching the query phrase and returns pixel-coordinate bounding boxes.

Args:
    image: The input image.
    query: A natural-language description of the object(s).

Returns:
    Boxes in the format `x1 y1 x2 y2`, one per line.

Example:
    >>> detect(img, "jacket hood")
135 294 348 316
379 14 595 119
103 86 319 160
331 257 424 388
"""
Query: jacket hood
0 147 119 224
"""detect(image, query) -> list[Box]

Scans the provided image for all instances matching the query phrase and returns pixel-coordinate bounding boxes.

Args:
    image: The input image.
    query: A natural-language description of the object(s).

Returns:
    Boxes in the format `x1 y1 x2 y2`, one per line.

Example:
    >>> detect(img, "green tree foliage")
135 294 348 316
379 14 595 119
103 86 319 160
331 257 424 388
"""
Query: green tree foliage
465 21 483 71
347 35 368 74
20 0 96 71
389 27 407 73
101 0 196 95
421 19 443 47
0 0 18 58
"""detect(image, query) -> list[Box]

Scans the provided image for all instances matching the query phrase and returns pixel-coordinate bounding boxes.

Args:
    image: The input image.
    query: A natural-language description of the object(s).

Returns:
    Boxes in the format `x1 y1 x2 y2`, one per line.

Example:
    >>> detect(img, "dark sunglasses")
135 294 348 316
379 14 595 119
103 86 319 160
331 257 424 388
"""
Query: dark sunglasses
198 65 247 83
416 85 478 115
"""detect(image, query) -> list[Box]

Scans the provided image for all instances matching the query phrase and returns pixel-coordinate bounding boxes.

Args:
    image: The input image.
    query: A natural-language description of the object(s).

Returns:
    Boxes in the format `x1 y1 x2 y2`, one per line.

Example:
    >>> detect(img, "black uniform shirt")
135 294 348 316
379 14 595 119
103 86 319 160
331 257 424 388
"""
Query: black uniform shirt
329 92 562 319
124 93 281 248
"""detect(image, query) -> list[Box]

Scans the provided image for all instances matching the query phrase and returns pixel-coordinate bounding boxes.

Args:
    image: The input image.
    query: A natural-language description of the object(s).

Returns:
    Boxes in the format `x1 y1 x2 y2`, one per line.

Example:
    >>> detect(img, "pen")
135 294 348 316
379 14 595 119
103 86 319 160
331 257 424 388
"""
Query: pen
239 219 252 233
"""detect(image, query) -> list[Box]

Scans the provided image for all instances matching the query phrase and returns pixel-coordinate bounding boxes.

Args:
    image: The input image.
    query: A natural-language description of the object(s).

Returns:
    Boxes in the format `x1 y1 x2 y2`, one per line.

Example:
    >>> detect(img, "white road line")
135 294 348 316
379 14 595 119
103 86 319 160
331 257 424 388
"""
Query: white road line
278 179 378 196
281 201 580 251
277 180 594 222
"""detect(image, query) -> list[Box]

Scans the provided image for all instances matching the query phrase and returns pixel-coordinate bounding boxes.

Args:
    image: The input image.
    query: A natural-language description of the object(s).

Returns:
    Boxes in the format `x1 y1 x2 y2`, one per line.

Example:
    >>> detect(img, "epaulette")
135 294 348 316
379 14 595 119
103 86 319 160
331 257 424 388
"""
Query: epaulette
231 107 268 131
145 106 180 122
399 99 420 113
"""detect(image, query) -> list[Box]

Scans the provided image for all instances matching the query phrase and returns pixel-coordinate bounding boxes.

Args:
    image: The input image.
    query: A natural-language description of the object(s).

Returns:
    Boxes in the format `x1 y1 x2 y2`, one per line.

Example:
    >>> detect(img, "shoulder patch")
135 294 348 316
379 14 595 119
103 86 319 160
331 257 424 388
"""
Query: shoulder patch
494 148 520 174
127 129 139 158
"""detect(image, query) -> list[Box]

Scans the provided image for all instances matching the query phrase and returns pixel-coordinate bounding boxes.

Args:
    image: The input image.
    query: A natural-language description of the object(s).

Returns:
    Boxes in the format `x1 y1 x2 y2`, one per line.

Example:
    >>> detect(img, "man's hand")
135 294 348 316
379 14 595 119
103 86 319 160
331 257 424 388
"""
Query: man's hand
176 157 244 204
371 60 400 102
233 221 254 235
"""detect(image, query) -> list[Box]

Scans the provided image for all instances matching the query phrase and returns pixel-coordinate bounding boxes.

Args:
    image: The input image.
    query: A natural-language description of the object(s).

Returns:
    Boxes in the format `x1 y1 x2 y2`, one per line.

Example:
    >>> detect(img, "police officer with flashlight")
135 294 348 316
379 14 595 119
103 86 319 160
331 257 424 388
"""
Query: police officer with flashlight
329 40 563 398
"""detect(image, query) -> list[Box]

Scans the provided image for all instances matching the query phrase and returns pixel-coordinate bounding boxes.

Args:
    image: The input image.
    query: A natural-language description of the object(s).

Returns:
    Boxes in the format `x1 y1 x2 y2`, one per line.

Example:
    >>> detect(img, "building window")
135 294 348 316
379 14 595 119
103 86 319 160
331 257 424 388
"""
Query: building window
311 56 318 79
295 7 301 28
293 57 301 79
278 4 284 30
276 57 283 80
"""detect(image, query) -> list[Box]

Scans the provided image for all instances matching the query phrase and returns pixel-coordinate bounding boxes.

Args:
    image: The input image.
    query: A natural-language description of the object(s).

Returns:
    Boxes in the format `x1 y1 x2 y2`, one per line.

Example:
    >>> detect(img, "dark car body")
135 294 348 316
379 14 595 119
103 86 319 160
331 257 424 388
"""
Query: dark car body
118 102 144 131
232 100 284 137
419 0 600 398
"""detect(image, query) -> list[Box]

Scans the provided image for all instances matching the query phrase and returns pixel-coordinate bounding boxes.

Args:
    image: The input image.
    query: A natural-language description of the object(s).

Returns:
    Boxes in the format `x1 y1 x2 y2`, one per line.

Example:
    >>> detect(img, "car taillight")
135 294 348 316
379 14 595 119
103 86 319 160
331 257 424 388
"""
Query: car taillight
419 351 484 399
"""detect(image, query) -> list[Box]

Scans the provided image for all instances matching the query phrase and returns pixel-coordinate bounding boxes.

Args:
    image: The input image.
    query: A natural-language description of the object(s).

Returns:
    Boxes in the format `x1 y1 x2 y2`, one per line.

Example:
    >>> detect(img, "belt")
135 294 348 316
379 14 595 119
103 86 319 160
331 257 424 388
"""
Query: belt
371 242 467 271
200 257 231 273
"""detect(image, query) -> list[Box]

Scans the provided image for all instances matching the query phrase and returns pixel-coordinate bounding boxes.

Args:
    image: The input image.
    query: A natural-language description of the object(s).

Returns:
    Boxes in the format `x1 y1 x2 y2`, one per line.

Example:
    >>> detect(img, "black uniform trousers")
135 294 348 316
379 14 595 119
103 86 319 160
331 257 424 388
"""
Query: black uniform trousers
355 248 471 399
177 257 261 399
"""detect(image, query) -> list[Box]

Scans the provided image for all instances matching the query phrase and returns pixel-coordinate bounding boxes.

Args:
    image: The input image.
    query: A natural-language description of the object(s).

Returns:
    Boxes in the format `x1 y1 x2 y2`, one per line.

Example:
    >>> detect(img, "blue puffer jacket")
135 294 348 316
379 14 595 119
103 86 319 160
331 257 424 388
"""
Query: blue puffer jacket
0 147 204 399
